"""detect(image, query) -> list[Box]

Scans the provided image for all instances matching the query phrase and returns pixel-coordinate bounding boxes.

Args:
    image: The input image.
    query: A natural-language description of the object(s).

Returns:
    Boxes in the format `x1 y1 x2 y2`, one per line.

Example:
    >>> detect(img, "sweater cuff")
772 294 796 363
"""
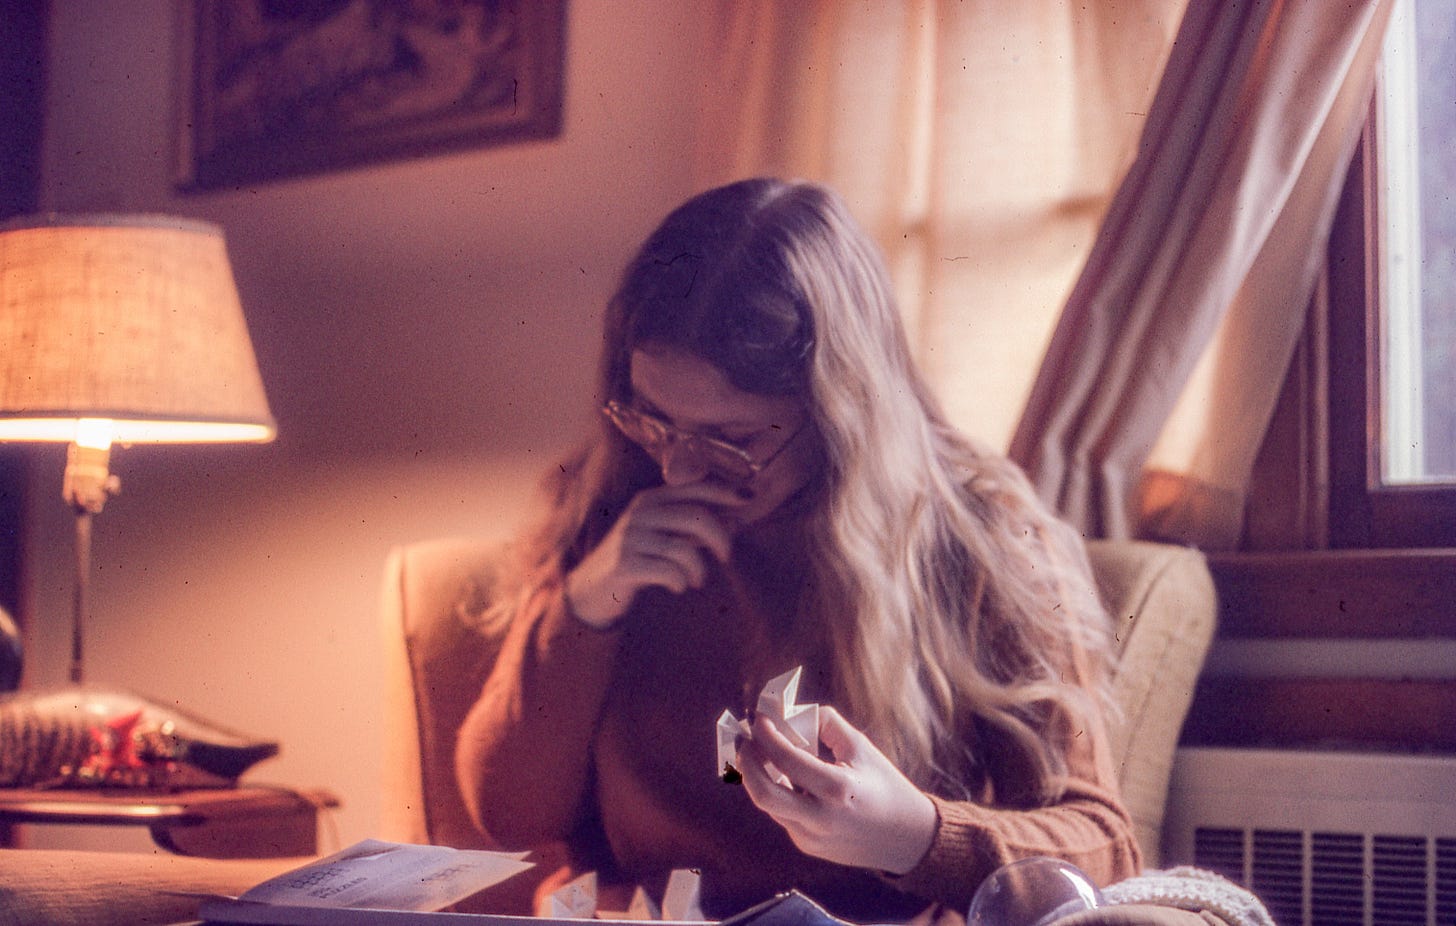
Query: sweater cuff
880 793 1006 905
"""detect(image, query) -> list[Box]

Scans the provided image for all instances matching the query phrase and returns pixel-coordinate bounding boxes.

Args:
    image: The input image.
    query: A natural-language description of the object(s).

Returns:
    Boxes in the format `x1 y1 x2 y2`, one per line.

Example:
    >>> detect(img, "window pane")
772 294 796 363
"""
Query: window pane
1379 0 1456 484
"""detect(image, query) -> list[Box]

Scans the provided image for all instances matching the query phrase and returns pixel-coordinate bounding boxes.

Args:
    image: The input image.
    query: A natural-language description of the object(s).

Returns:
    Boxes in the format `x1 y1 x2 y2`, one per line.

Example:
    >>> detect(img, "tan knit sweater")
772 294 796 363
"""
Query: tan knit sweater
457 546 1140 923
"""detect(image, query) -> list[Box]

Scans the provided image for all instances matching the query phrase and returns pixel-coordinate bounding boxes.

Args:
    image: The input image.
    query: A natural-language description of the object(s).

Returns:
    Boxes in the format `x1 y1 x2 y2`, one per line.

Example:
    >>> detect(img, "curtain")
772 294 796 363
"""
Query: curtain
1007 0 1395 546
693 1 1185 451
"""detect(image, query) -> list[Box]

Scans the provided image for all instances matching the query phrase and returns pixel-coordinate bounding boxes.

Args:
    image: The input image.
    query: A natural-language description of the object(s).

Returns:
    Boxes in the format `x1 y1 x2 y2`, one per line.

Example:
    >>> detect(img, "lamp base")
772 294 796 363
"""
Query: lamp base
0 685 279 790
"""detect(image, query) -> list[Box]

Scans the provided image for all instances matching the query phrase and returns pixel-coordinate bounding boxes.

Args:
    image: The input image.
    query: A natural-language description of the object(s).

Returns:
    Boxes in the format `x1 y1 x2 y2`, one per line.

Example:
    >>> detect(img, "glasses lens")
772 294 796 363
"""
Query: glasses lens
691 438 757 483
604 402 665 448
604 402 759 484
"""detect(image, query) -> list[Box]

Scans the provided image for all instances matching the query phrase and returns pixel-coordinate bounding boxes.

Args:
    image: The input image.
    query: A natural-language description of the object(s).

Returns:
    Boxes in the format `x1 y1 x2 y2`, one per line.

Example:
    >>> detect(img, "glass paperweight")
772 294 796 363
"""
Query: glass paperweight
966 856 1104 926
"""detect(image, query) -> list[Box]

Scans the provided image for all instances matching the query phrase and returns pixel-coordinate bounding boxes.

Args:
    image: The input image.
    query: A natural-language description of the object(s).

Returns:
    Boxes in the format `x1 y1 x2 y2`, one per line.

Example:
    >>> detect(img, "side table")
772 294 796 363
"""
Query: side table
0 784 339 858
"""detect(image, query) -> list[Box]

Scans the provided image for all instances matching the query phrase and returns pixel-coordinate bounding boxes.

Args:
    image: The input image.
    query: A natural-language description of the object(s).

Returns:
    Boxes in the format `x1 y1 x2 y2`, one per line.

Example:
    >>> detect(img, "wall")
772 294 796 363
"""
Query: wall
21 0 710 851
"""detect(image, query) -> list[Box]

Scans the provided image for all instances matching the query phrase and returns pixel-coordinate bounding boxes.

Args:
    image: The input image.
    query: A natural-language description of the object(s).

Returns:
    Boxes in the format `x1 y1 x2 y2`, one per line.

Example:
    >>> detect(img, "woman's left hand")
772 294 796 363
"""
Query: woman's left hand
737 705 938 875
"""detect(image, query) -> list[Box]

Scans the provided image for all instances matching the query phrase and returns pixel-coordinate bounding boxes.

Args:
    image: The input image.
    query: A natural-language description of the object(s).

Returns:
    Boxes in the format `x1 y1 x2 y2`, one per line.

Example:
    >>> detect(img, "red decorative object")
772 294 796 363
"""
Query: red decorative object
0 687 278 790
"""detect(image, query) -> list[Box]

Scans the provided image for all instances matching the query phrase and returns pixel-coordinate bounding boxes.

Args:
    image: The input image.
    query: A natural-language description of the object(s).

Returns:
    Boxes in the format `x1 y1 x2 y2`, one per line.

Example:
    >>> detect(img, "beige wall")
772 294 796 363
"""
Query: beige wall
22 0 710 850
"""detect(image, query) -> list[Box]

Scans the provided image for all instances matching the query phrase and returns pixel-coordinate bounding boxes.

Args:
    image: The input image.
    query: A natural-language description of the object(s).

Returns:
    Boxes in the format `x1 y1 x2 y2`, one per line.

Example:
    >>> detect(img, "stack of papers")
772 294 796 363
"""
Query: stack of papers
198 839 534 924
199 841 849 926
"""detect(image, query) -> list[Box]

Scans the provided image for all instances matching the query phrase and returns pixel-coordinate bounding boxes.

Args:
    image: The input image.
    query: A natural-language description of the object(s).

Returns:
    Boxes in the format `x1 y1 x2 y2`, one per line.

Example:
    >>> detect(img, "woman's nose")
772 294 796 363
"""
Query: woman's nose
659 439 709 486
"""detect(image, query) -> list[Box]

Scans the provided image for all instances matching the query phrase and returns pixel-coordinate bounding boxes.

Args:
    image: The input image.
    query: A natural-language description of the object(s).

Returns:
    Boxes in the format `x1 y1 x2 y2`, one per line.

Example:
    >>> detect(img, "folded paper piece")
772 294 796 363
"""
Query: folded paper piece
716 666 820 785
546 871 599 919
662 868 705 921
550 867 704 922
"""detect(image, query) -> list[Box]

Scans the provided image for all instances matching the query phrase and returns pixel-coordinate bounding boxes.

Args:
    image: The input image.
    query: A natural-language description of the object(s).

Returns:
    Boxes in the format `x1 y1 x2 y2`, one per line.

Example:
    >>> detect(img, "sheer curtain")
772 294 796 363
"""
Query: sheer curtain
694 0 1393 550
692 0 1185 451
1007 0 1394 547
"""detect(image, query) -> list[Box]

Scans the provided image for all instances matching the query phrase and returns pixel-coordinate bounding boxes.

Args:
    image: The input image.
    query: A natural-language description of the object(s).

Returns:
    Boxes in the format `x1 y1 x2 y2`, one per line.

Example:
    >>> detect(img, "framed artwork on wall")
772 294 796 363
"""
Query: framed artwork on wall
177 0 567 191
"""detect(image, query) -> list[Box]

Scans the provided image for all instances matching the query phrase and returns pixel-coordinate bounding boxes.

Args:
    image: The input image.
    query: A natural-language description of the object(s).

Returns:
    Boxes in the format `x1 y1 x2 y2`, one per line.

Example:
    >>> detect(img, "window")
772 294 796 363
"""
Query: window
1327 0 1456 547
1375 0 1456 485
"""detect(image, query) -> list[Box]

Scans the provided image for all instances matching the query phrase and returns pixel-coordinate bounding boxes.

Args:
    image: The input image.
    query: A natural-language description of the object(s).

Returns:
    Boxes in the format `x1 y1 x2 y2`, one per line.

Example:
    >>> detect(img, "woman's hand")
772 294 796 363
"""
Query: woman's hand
737 705 938 875
565 482 744 629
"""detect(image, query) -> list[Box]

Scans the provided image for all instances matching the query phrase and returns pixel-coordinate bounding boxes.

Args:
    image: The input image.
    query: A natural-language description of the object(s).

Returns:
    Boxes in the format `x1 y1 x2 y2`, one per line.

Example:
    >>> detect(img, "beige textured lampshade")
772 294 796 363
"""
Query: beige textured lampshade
0 214 274 444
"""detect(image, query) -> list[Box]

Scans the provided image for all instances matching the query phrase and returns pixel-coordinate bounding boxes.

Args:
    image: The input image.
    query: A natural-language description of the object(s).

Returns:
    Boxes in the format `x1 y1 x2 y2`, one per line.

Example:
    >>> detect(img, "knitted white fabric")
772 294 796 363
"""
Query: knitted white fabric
1103 867 1275 926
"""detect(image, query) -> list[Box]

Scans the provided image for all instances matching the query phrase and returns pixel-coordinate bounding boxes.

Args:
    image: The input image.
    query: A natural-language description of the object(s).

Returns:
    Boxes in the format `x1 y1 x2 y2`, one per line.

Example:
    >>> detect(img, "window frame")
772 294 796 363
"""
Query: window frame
1326 99 1456 549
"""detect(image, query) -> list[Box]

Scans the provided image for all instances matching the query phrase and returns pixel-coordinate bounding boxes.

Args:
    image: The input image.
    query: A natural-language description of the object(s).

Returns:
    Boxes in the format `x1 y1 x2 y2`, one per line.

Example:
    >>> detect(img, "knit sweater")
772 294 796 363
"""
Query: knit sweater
456 540 1141 923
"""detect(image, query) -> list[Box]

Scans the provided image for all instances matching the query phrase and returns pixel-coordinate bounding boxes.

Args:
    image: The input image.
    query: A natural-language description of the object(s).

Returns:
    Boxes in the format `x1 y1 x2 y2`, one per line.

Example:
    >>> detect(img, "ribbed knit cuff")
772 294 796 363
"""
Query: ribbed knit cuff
879 793 1008 911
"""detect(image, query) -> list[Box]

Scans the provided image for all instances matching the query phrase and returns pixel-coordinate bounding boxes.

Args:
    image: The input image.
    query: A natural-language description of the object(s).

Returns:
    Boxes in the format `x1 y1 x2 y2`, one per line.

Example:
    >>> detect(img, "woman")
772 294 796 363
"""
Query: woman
455 179 1140 921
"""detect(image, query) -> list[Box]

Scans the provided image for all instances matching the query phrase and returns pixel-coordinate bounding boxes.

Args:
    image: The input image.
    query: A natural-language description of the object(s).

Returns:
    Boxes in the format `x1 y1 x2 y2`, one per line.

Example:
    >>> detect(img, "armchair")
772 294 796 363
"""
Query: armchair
0 537 1215 925
379 536 1217 910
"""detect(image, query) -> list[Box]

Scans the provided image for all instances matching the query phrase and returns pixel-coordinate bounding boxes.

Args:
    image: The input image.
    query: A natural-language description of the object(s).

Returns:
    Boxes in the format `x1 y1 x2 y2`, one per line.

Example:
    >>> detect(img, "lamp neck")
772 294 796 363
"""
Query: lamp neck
62 441 119 685
63 441 119 515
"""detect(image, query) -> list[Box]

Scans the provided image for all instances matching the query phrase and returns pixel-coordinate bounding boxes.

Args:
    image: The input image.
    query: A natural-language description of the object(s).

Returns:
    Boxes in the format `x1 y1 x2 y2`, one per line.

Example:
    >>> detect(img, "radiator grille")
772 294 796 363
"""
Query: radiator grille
1190 828 1456 926
1437 839 1456 926
1167 748 1456 926
1312 832 1364 925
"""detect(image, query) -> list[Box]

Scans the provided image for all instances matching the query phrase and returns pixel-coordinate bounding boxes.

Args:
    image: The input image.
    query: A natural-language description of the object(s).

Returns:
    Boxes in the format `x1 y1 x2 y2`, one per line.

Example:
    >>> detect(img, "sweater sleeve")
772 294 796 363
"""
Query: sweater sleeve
885 705 1142 913
883 514 1143 912
454 580 623 849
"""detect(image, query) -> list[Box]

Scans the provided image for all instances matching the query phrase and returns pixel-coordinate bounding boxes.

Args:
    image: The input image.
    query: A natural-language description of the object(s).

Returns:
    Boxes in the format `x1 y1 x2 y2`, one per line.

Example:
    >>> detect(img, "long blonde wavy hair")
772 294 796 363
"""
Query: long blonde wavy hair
488 178 1114 806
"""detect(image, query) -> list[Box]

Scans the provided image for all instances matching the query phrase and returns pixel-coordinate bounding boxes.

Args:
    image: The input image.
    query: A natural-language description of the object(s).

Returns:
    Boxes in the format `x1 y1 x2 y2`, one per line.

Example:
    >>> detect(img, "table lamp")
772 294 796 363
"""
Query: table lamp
0 213 280 788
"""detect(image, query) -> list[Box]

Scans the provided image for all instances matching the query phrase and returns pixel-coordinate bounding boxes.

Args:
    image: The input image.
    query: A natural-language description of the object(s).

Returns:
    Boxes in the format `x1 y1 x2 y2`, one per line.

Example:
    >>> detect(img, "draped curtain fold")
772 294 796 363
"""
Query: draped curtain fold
693 0 1392 549
1007 0 1394 546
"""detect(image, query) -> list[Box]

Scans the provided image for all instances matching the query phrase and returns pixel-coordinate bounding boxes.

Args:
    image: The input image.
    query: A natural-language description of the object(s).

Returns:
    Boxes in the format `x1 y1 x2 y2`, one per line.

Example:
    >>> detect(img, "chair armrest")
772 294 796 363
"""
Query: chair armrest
1086 540 1217 867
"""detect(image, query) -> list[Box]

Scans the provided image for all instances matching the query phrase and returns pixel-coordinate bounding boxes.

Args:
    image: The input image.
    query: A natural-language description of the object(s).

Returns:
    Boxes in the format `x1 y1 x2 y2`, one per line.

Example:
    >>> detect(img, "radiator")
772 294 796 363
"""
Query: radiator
1162 747 1456 926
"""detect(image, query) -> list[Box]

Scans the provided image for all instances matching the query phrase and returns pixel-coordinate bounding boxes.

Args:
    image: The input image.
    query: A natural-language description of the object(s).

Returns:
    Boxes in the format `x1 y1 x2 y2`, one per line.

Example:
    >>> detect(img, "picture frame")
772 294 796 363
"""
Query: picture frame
177 0 567 191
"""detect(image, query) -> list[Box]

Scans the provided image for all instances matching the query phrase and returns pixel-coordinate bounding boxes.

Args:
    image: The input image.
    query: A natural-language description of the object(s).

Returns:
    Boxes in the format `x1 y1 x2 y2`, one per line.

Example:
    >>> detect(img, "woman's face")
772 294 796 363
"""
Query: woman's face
627 344 818 528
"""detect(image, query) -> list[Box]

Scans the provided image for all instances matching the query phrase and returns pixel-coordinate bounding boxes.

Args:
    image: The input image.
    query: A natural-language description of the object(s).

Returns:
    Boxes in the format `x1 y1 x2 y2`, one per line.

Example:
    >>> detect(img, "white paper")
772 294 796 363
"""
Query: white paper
571 868 704 923
545 870 599 919
716 709 751 780
716 666 820 785
661 868 704 921
233 839 534 912
757 666 819 750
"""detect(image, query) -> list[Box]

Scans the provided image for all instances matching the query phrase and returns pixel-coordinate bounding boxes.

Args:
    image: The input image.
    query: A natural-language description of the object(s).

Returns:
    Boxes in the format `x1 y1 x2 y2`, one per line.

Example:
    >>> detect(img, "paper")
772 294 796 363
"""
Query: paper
661 868 705 921
216 839 533 912
545 871 599 919
716 666 820 785
552 867 704 922
198 847 831 926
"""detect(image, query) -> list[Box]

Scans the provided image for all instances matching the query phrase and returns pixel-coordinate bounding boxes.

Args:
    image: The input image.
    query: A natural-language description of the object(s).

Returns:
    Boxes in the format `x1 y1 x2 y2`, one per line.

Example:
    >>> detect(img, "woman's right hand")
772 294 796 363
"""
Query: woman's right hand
565 482 745 628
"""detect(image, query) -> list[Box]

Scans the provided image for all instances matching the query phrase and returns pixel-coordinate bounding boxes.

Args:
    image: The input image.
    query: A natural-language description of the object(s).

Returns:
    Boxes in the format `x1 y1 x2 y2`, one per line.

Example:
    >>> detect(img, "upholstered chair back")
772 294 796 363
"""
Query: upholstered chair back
379 536 1216 901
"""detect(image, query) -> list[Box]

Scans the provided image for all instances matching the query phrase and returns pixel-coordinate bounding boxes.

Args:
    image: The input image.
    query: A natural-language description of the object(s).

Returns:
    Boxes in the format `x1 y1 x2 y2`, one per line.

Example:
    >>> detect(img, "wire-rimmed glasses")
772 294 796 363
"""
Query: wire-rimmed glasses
602 399 804 488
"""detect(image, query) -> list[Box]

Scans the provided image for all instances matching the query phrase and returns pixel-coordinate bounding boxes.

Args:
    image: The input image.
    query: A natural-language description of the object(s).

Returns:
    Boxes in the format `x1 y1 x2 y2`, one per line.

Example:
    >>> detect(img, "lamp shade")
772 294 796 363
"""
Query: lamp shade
0 214 274 444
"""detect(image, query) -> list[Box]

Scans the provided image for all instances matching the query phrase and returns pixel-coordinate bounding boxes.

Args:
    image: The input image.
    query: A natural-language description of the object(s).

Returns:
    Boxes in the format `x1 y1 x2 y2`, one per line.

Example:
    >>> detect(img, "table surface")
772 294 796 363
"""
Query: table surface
0 784 338 823
0 784 340 857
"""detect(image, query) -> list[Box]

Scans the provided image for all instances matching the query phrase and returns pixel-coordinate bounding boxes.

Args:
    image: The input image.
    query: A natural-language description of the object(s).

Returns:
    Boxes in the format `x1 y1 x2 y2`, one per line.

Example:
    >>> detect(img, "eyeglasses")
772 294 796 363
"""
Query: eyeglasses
602 399 805 487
